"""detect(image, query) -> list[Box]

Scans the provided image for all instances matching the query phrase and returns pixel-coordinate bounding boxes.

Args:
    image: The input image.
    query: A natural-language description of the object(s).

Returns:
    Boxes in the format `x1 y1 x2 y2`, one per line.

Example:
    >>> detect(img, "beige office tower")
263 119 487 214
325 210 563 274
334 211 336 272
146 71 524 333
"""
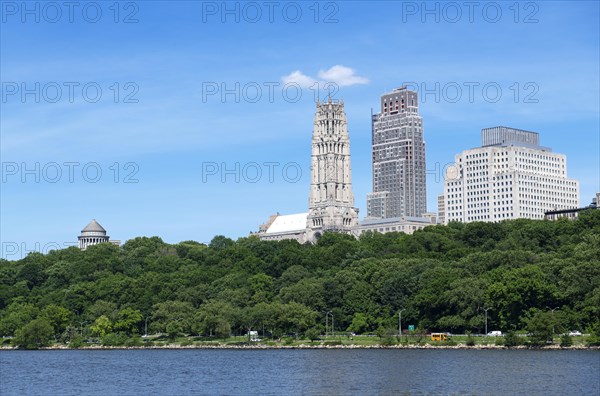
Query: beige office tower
437 193 445 224
367 87 427 219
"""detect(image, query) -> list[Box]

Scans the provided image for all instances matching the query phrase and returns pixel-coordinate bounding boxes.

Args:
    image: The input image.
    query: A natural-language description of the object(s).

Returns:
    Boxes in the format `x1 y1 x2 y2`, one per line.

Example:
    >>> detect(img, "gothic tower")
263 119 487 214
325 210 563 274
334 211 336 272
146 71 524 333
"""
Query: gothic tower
306 98 359 241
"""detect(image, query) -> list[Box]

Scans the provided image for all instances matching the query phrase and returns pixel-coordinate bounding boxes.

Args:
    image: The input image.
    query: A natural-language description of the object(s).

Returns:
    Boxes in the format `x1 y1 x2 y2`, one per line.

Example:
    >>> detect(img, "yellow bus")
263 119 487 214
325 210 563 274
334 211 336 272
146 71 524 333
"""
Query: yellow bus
431 333 448 341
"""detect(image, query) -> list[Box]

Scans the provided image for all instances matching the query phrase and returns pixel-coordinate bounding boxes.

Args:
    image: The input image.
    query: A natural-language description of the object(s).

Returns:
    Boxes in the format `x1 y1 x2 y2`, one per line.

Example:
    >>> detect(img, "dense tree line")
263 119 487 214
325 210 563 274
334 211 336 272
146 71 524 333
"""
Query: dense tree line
1 211 599 347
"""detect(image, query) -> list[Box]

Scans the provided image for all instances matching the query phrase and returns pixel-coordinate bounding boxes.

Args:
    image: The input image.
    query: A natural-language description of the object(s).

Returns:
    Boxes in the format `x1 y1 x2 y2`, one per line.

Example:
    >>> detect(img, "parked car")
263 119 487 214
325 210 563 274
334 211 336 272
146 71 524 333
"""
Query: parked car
568 331 582 336
487 331 502 336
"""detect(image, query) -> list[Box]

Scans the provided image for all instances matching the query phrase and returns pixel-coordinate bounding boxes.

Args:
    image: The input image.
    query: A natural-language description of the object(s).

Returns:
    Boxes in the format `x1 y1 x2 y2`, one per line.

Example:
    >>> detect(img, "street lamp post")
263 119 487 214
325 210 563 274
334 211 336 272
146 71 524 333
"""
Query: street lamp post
398 309 406 337
331 314 334 338
78 321 87 338
144 316 150 337
547 306 559 336
480 307 491 336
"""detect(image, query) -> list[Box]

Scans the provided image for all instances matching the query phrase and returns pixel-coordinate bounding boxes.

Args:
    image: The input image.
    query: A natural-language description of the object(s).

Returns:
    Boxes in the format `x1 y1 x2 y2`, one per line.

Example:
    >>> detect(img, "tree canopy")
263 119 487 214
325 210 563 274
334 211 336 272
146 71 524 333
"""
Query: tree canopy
1 211 599 346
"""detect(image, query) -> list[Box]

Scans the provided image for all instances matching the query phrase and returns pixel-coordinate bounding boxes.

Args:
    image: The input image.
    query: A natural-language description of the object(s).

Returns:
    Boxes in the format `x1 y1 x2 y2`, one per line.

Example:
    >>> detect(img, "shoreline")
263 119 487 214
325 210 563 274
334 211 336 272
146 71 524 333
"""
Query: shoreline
2 344 598 351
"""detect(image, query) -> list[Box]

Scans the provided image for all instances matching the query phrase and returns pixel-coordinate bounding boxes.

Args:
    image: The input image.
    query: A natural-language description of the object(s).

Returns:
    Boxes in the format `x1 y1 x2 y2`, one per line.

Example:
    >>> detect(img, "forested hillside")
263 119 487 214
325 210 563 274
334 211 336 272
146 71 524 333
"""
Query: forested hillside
1 211 599 346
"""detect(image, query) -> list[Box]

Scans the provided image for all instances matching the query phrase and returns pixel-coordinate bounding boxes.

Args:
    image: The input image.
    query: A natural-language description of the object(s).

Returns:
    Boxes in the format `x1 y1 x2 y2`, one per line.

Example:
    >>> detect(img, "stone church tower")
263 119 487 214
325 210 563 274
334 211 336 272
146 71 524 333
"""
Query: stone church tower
306 98 359 241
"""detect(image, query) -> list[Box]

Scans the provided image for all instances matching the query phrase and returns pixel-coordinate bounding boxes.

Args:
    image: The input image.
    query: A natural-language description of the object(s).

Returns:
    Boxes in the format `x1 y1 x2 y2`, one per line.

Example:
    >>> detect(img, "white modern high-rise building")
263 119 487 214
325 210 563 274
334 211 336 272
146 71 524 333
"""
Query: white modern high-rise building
444 126 579 223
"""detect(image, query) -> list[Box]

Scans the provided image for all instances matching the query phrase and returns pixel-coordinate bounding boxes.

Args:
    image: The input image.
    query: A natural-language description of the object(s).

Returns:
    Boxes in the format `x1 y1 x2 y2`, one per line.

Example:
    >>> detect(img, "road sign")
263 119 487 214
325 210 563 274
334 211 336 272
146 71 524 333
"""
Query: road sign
408 325 415 331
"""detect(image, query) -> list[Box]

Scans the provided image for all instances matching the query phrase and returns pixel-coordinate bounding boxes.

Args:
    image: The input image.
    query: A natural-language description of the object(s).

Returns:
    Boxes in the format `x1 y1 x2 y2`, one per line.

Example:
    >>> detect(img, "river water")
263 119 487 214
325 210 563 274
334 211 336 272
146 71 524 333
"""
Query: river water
1 349 598 395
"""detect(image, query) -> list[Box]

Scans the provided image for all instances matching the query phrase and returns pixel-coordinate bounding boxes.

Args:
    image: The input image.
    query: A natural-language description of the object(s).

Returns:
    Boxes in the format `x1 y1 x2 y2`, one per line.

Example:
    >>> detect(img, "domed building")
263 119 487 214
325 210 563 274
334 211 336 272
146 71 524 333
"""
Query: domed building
78 220 119 250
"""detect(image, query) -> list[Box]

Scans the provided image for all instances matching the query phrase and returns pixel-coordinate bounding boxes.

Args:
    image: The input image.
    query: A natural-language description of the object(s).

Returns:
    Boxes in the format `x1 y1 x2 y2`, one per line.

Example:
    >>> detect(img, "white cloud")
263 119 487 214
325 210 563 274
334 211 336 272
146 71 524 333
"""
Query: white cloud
317 65 369 87
281 65 369 89
281 70 317 88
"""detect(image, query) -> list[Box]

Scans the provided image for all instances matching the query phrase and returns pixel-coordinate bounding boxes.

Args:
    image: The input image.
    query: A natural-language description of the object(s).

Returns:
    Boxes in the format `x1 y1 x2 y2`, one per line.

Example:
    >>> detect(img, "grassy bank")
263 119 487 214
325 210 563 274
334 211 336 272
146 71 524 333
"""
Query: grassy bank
2 334 597 350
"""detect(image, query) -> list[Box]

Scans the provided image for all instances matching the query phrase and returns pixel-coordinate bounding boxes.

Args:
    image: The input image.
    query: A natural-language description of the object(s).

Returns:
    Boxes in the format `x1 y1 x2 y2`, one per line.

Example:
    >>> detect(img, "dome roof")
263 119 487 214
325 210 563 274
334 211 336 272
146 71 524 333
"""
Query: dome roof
81 219 107 233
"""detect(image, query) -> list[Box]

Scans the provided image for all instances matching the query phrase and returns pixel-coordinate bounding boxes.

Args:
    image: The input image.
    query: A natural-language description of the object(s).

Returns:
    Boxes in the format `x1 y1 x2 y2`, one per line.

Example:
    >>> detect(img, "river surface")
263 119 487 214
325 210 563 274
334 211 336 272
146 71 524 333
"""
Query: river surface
1 349 598 395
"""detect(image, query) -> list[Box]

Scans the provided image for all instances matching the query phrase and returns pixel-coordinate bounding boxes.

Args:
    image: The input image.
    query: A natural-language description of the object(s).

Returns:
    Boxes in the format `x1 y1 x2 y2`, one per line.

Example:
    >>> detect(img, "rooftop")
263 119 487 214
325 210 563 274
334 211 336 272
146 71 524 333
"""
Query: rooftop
265 213 308 234
81 219 107 234
359 216 434 227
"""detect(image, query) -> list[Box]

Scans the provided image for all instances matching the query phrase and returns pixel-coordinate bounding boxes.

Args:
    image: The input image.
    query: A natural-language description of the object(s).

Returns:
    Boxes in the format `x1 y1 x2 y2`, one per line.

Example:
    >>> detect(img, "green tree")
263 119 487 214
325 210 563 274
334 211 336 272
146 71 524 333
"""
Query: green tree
84 300 119 323
113 308 143 335
276 302 317 335
151 301 195 334
248 302 277 336
90 315 113 337
209 235 235 251
347 313 369 334
278 278 325 311
504 331 520 347
16 253 48 289
14 318 54 349
276 265 312 290
0 301 39 336
487 265 558 329
560 334 573 347
195 300 236 337
248 273 274 303
214 319 231 339
526 311 554 346
305 327 321 342
40 304 71 338
166 320 184 339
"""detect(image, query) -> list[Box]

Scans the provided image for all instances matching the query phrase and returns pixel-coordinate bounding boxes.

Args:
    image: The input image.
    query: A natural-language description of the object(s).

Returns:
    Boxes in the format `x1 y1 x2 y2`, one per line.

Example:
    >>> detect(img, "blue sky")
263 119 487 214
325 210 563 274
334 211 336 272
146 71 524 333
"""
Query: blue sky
1 1 599 258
